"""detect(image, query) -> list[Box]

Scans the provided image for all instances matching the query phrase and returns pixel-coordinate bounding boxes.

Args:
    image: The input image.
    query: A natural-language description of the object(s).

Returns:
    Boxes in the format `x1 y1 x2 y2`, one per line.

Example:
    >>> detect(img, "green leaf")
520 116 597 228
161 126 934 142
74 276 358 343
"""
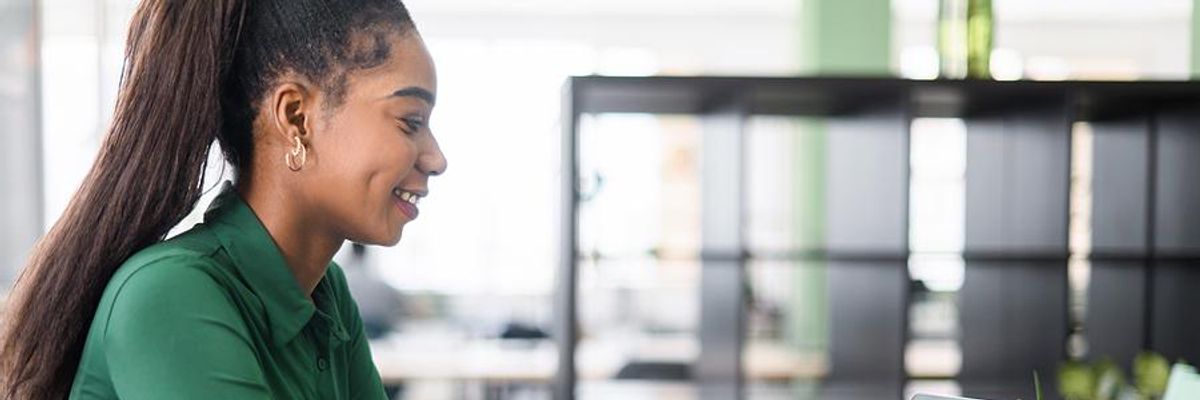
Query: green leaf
1060 361 1097 400
1036 370 1044 400
1133 351 1170 397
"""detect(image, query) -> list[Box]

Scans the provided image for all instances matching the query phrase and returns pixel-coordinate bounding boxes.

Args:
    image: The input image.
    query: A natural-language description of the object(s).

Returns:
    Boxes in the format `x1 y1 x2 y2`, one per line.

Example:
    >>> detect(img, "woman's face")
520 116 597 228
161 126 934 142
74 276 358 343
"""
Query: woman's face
298 31 446 246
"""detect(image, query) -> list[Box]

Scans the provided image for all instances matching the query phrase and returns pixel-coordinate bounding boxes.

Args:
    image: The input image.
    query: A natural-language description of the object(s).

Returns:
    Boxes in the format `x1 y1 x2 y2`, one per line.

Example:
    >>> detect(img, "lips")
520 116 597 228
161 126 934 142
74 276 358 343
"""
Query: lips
392 187 423 220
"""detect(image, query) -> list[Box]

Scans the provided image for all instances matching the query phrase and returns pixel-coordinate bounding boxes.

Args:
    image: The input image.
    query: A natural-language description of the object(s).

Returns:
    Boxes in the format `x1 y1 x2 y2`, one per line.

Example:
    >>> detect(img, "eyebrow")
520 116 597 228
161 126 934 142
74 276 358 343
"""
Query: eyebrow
389 86 436 106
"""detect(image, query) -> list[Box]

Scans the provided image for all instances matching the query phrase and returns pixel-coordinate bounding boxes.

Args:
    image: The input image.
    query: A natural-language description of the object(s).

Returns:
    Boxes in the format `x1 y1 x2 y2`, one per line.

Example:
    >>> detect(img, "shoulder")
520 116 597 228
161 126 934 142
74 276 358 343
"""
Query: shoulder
105 256 230 322
120 224 221 270
108 245 227 306
110 254 225 303
108 225 228 299
97 254 257 360
100 233 239 339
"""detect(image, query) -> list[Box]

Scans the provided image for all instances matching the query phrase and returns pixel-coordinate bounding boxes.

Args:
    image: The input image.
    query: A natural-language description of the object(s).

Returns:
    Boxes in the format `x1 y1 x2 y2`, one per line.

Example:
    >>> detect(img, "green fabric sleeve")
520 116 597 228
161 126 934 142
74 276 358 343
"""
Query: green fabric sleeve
102 258 272 399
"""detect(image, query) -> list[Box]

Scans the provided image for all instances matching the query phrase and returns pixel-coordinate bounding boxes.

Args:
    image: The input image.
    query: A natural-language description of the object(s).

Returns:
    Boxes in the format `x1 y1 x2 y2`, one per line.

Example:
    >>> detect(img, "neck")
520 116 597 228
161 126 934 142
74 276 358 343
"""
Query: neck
236 177 343 300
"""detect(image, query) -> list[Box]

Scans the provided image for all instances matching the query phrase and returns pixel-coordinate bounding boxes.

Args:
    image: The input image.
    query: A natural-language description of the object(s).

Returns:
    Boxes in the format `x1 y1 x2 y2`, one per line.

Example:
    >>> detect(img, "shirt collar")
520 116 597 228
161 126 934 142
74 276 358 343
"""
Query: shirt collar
203 181 350 347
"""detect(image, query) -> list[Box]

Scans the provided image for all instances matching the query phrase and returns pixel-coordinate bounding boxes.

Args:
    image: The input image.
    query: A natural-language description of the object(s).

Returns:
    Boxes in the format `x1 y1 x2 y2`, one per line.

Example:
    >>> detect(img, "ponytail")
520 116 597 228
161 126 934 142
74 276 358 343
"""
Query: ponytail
0 0 247 397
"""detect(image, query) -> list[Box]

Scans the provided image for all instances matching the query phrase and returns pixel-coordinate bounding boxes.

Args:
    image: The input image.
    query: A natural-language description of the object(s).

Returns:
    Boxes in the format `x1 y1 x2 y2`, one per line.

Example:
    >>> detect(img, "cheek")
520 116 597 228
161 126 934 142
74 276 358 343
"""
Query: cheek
319 120 411 179
315 129 420 239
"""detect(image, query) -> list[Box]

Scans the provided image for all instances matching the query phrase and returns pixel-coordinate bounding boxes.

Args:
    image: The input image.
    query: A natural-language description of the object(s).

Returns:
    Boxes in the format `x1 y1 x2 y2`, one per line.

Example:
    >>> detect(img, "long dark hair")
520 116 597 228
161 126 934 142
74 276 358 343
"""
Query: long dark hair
0 0 414 397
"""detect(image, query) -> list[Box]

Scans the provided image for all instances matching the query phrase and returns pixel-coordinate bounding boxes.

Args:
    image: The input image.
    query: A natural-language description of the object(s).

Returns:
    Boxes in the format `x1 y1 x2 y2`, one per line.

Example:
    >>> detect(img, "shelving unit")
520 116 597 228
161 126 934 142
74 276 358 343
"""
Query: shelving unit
558 76 1200 400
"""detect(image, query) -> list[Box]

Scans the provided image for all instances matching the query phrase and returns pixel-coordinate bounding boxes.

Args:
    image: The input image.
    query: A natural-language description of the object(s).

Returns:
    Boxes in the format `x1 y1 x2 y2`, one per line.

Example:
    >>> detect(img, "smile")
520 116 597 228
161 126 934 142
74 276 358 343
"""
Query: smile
393 188 421 205
392 187 424 219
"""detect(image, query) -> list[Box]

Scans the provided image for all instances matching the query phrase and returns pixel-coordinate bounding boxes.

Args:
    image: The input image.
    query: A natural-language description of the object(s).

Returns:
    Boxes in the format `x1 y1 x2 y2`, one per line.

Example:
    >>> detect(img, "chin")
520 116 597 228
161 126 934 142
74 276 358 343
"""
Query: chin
382 228 405 246
350 227 404 247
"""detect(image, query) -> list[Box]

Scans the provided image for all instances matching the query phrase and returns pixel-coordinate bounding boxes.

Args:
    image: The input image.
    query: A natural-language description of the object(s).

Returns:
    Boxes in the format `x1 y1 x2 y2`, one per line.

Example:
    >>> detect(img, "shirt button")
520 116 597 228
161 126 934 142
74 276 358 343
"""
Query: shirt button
317 358 328 371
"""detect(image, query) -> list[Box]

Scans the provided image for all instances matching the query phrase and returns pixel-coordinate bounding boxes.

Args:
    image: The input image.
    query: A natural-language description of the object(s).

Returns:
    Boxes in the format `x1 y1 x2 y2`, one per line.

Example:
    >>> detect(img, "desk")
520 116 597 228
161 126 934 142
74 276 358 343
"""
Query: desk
370 336 827 385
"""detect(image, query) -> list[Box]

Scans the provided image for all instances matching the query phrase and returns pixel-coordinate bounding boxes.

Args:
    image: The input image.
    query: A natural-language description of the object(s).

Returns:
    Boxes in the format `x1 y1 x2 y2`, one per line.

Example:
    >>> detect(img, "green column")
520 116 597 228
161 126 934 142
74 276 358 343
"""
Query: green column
788 0 891 356
788 120 829 355
799 0 892 75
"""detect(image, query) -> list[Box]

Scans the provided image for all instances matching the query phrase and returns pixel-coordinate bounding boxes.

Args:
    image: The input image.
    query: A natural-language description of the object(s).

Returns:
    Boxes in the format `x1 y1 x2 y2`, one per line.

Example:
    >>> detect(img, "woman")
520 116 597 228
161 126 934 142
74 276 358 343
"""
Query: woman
0 0 446 398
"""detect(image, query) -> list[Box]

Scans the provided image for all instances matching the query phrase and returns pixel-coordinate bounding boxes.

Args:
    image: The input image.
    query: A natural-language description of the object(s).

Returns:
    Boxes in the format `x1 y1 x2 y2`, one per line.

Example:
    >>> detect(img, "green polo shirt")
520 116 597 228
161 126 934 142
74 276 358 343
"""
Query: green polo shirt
70 183 387 399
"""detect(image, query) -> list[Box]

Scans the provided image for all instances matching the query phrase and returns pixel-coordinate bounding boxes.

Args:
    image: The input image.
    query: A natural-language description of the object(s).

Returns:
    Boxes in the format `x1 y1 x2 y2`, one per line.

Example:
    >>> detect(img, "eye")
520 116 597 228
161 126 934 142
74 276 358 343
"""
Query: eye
396 116 426 135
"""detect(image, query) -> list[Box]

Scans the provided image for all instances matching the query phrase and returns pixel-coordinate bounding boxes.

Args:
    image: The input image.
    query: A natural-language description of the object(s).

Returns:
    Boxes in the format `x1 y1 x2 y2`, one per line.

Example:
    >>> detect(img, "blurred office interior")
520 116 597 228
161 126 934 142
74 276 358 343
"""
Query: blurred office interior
3 0 1200 399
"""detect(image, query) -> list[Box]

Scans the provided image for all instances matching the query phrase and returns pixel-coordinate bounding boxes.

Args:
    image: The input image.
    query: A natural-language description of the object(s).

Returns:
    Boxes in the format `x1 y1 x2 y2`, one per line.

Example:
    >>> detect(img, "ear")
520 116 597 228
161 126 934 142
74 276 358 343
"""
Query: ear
267 80 316 145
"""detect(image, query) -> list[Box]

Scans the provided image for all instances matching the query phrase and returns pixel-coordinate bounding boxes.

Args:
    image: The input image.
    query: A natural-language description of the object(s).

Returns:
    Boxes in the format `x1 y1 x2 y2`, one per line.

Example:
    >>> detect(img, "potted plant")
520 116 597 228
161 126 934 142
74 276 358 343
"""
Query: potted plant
1049 351 1173 400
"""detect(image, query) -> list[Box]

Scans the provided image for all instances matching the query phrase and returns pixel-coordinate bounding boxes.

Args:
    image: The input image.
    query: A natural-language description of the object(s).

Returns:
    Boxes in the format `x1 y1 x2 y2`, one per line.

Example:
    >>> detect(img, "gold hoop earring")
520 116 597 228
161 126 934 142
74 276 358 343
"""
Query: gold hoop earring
285 136 307 171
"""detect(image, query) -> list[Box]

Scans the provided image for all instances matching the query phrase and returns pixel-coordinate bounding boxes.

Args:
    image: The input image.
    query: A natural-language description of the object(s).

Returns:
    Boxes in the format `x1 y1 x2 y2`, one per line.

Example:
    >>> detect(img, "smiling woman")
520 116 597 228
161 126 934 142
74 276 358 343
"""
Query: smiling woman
0 0 446 398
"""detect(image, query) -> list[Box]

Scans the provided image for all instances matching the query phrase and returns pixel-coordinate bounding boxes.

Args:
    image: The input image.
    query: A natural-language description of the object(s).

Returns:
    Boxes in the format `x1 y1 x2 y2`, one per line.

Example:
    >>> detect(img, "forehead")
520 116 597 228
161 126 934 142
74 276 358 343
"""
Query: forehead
344 32 437 100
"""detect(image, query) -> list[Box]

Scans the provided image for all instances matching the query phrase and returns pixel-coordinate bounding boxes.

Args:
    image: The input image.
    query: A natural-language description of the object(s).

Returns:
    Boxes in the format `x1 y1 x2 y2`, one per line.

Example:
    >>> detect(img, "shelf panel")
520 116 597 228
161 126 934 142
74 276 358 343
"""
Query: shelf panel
569 76 1200 120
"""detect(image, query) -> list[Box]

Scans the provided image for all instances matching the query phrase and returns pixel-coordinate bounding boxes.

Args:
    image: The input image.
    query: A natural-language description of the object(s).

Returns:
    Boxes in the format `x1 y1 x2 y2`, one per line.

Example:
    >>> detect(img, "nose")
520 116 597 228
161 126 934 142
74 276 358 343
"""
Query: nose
417 133 447 177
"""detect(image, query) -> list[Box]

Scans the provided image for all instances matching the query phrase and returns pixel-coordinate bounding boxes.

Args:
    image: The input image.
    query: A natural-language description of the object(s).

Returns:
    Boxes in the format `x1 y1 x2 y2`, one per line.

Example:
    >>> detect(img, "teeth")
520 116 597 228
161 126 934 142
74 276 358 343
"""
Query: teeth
394 189 420 206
